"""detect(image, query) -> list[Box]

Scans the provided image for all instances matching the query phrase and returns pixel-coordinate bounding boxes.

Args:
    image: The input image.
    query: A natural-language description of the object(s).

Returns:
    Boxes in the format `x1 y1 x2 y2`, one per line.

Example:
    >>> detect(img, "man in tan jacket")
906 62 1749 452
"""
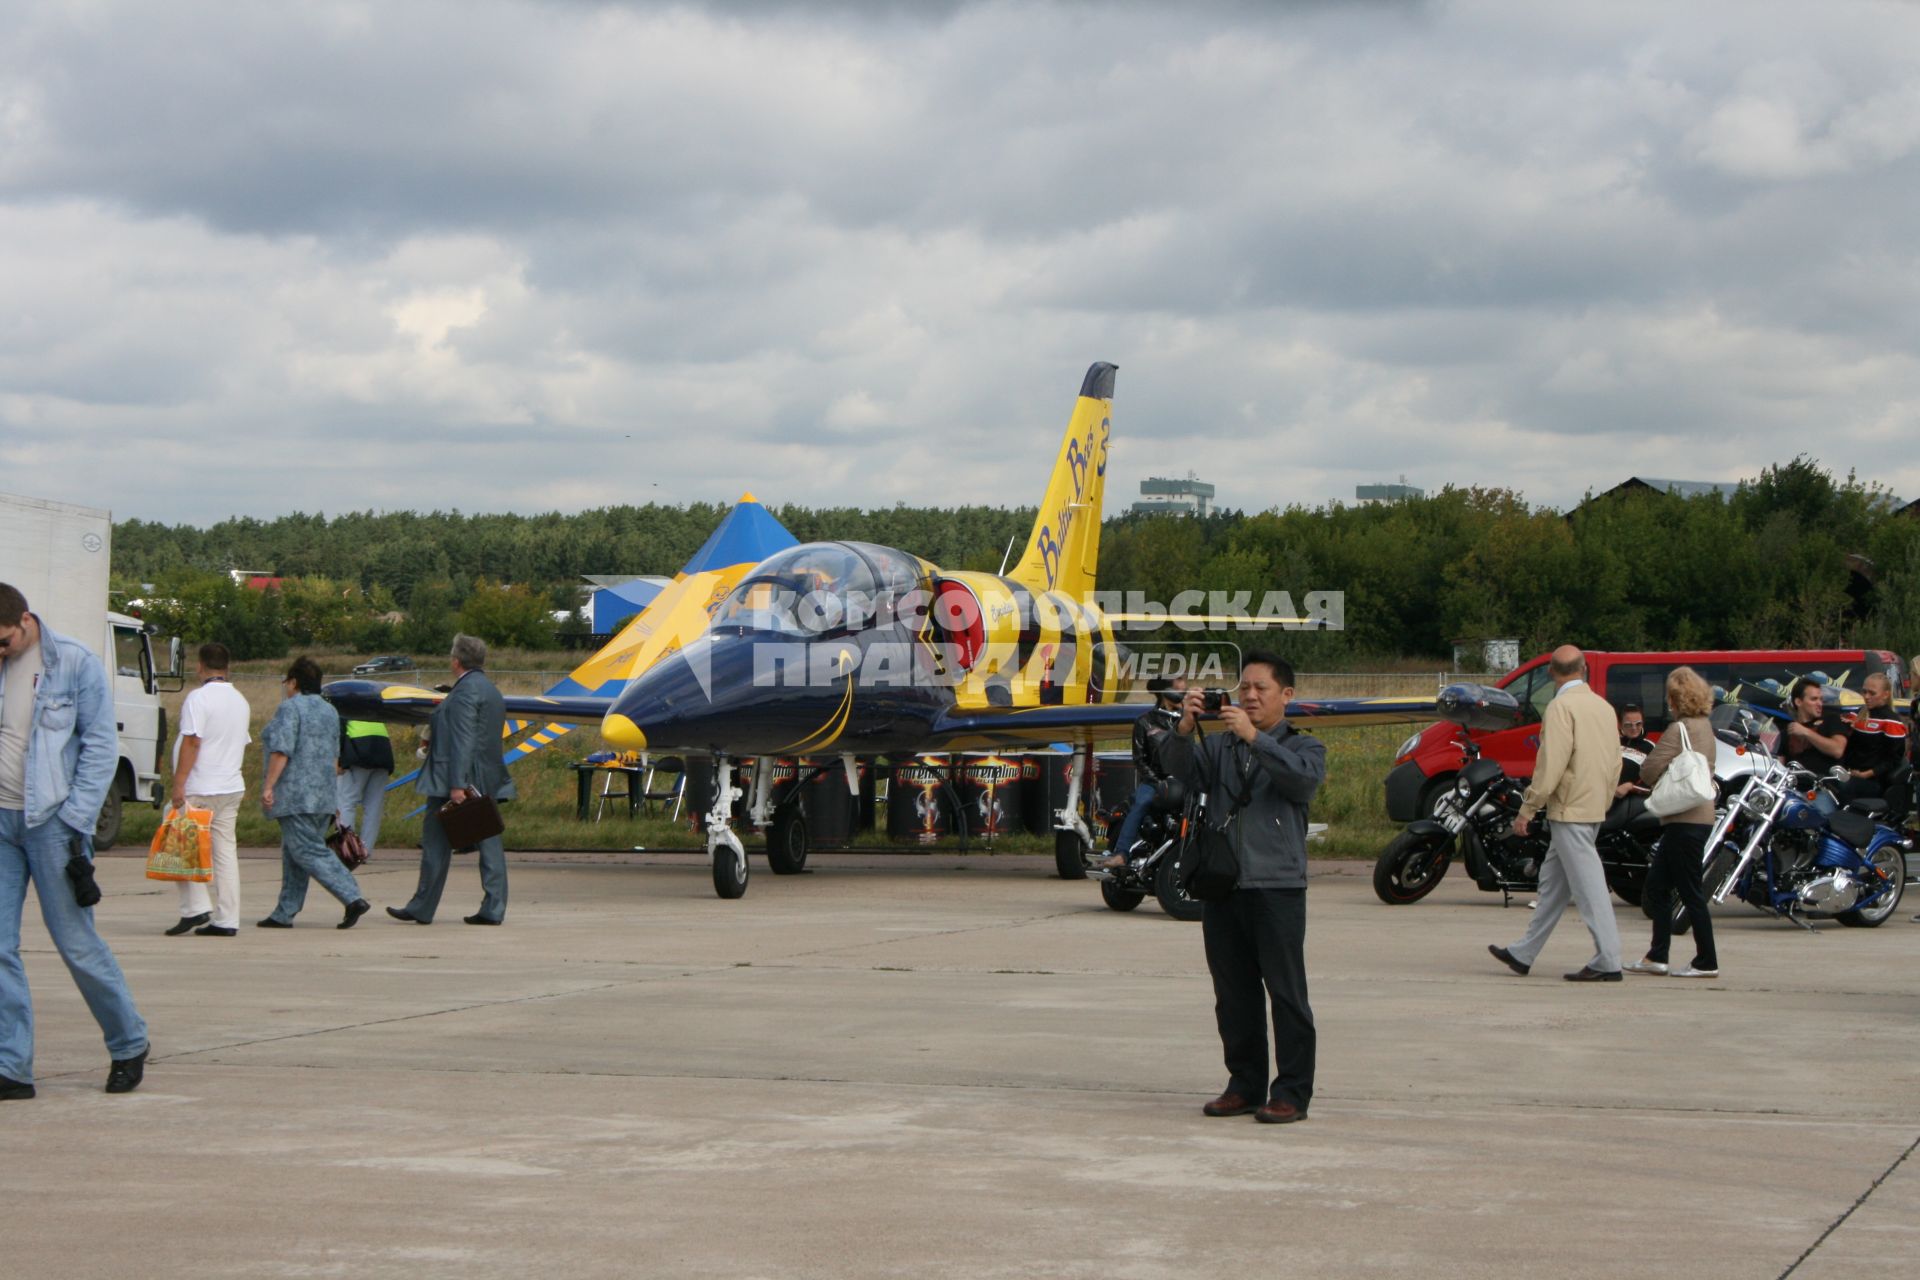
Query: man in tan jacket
1487 646 1623 981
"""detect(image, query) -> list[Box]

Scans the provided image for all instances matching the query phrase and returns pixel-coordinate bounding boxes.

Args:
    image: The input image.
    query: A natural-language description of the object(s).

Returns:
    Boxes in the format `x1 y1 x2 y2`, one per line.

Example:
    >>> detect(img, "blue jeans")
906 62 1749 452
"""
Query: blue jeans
1112 782 1158 858
267 812 365 922
0 808 149 1083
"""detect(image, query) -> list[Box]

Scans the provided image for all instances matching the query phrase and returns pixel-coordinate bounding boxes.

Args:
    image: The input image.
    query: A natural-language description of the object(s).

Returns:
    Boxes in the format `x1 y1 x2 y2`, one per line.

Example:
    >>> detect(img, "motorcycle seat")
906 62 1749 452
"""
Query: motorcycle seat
1601 796 1650 834
1828 808 1879 849
1847 797 1888 816
1150 778 1189 812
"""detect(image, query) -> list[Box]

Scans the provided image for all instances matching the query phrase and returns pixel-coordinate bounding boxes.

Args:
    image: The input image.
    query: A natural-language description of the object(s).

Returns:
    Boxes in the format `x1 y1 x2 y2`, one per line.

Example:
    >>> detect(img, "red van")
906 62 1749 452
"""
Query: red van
1383 649 1907 822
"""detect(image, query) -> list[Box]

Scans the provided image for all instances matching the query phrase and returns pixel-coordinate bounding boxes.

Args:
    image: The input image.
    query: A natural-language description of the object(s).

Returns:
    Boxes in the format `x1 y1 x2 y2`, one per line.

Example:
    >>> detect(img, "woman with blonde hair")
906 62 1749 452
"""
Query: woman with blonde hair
1628 666 1720 978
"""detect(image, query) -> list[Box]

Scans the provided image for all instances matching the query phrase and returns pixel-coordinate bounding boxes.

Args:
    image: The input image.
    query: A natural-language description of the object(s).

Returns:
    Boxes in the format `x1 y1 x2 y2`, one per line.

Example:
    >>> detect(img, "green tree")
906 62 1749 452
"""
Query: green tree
457 581 557 650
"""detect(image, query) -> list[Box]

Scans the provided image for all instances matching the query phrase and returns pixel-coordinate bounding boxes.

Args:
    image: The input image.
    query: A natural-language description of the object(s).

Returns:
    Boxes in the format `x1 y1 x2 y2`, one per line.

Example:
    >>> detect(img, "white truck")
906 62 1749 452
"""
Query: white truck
1 492 183 846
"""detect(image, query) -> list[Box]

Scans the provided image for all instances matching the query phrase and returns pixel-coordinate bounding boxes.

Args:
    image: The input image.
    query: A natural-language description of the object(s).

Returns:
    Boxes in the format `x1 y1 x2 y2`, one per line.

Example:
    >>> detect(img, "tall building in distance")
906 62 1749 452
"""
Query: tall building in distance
1132 473 1216 517
1354 481 1424 505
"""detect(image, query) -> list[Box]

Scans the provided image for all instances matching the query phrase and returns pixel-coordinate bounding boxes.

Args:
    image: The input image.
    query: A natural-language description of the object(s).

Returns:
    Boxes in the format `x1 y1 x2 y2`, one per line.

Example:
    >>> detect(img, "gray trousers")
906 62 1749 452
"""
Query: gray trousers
402 798 507 924
335 767 390 852
1507 820 1621 973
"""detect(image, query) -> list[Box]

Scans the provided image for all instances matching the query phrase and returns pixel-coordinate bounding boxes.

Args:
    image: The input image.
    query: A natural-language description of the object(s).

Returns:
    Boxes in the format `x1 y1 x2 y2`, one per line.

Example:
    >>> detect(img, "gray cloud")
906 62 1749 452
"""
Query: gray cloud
0 0 1916 527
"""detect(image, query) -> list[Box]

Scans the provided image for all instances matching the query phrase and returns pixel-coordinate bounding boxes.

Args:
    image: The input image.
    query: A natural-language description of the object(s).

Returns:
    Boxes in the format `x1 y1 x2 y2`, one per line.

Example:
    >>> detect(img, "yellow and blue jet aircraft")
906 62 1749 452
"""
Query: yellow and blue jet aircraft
328 363 1437 898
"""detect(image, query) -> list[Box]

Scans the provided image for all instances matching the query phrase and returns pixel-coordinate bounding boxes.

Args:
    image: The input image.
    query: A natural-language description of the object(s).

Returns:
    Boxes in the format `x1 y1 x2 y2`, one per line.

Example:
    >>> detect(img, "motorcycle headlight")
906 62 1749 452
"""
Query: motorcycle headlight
1455 776 1473 797
1395 733 1421 761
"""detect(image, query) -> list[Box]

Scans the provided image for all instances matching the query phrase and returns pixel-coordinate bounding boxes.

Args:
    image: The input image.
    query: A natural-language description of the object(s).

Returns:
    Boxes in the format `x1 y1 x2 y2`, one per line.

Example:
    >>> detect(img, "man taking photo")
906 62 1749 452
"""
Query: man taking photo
1159 652 1325 1127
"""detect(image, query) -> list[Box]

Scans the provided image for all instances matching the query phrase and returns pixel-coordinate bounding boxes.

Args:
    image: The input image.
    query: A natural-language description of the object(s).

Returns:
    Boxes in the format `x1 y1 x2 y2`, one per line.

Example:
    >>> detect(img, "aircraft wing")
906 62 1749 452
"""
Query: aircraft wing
322 679 612 728
923 695 1440 750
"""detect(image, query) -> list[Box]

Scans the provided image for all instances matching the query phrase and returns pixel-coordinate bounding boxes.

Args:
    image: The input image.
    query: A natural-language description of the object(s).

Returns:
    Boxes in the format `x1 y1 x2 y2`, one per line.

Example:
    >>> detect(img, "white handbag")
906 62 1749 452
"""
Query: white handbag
1645 721 1715 817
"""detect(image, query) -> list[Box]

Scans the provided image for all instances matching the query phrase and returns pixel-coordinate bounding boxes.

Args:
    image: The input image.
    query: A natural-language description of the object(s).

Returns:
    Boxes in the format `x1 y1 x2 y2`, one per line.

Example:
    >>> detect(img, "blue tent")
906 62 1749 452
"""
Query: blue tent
590 577 667 633
682 491 796 575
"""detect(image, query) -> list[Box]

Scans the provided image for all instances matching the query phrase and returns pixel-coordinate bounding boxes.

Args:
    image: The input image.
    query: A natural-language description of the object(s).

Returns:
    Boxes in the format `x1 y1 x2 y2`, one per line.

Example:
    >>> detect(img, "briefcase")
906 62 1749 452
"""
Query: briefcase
439 791 505 848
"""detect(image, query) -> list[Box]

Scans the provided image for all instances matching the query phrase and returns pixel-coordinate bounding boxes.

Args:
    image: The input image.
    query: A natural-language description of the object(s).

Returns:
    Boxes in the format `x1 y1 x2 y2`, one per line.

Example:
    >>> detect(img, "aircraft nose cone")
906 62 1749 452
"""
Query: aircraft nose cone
602 713 647 751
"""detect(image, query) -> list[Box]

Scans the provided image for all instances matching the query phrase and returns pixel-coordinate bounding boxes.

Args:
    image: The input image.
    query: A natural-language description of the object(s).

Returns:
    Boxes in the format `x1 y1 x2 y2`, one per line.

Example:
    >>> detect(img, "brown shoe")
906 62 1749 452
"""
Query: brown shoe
1564 965 1623 983
1255 1100 1306 1125
1202 1092 1257 1117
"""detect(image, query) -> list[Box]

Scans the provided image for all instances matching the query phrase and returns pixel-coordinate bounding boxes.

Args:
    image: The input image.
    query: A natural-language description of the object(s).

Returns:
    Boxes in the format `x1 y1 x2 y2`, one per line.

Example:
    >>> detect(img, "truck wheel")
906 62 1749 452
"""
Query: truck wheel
93 787 123 850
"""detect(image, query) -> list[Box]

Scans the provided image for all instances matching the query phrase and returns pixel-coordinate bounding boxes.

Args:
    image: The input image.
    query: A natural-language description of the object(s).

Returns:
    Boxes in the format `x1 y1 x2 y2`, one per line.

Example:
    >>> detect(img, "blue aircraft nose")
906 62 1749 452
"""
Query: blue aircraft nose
602 632 860 756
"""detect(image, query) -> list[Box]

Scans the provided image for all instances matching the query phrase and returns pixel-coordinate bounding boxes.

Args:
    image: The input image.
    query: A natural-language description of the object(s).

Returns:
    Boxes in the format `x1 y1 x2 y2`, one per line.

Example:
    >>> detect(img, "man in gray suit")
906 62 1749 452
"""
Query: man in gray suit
388 634 516 926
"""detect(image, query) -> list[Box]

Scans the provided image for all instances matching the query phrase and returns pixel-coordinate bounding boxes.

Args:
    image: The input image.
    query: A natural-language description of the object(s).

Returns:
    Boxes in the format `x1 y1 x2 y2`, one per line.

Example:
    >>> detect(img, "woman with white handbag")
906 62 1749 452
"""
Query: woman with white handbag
1625 667 1720 978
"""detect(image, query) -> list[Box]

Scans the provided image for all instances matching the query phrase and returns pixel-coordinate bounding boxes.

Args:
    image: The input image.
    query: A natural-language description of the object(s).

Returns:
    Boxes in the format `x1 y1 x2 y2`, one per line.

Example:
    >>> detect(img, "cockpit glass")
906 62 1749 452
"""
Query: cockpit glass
713 544 880 637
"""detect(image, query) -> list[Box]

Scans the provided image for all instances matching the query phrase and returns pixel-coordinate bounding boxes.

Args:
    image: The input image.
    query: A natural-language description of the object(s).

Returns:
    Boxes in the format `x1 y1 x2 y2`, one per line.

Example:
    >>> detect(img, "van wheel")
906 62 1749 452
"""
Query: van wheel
1417 777 1455 821
92 788 123 850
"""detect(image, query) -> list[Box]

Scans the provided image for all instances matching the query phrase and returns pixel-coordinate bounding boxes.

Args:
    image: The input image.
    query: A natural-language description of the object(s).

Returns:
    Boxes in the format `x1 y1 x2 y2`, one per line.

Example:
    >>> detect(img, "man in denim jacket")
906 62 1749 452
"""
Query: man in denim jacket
0 583 150 1100
1159 650 1326 1126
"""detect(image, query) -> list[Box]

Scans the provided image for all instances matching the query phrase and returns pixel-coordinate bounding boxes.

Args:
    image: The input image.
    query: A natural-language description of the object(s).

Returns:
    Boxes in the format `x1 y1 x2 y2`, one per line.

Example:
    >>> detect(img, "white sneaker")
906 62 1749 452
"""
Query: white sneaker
1622 959 1669 975
1670 966 1719 979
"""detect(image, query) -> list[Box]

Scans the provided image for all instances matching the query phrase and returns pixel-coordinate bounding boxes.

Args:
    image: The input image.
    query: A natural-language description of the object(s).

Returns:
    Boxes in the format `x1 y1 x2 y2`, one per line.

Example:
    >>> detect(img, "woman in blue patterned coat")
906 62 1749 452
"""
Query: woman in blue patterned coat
256 657 371 929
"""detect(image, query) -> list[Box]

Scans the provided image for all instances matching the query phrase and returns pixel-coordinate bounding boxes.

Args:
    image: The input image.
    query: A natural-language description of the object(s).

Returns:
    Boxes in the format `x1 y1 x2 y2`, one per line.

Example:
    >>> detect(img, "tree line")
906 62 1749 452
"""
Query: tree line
110 459 1920 665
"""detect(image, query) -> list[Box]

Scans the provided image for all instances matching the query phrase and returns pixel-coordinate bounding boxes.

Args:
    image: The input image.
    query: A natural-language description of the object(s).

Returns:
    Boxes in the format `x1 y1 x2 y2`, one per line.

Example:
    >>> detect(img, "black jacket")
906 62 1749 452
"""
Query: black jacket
1160 722 1327 890
338 722 396 774
1131 703 1182 782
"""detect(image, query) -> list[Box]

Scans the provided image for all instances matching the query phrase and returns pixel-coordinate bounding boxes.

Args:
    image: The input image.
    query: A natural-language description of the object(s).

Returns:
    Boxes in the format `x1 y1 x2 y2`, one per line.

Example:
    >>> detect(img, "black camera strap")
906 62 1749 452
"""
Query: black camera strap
1200 736 1256 828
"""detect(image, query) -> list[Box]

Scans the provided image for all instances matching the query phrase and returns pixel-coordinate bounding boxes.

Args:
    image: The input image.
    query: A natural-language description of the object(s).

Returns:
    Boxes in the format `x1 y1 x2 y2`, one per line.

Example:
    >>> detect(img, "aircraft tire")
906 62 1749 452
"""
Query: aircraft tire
767 808 809 875
1054 829 1090 880
712 846 749 899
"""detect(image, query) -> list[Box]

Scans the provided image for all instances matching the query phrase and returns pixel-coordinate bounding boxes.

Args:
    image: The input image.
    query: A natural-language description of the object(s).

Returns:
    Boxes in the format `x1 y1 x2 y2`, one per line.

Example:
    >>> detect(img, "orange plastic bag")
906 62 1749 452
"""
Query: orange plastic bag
146 806 213 882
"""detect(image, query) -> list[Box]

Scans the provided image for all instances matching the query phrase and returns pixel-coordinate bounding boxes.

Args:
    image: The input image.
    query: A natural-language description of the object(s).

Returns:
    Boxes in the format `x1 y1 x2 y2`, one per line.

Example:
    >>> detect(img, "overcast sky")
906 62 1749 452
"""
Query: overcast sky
3 0 1916 527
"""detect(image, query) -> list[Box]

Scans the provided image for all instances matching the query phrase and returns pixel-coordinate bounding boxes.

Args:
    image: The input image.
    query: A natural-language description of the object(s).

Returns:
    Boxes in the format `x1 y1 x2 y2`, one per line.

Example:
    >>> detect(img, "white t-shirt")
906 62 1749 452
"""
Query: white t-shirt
0 640 43 809
175 680 252 796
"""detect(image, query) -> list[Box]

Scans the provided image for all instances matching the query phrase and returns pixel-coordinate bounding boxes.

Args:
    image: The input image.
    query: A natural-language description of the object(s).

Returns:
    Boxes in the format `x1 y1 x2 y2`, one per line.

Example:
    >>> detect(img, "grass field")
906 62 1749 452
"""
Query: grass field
118 659 1427 864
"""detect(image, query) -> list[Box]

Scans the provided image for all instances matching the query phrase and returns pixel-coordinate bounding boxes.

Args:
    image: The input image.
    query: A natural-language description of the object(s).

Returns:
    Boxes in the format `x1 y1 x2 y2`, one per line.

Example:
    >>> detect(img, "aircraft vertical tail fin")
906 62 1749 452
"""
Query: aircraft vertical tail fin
1005 362 1115 601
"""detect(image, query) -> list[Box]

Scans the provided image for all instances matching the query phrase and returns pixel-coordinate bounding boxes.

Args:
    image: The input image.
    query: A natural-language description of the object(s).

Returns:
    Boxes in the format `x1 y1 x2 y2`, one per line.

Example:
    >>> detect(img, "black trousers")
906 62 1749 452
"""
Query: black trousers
1644 822 1717 969
1202 887 1314 1110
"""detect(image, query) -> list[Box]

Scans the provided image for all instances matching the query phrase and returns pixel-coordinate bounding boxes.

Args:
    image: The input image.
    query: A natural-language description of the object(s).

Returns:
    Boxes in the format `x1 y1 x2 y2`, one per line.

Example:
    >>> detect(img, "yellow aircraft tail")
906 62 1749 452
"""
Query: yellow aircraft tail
1005 362 1115 601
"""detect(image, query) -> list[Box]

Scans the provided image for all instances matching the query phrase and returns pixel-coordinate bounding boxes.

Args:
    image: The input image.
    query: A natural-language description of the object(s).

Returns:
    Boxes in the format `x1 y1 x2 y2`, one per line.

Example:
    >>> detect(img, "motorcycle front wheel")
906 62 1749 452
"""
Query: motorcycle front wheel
1153 851 1205 922
1836 845 1907 928
1372 829 1454 904
1100 880 1146 912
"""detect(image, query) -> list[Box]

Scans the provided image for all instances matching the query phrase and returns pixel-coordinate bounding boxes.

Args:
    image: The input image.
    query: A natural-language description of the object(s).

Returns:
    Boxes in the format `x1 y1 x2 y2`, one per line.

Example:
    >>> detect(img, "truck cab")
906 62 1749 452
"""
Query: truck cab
2 491 184 847
100 610 183 846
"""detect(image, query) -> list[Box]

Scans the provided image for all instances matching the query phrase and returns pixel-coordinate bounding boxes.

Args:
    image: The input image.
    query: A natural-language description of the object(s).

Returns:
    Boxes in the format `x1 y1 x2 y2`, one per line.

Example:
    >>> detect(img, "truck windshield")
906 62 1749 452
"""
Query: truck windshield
112 626 144 679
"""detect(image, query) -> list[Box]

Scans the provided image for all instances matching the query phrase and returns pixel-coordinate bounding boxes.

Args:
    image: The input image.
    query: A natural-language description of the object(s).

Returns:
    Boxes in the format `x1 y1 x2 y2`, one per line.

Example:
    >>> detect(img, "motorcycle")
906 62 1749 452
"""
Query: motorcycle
1703 710 1907 928
1090 778 1206 921
1373 684 1662 908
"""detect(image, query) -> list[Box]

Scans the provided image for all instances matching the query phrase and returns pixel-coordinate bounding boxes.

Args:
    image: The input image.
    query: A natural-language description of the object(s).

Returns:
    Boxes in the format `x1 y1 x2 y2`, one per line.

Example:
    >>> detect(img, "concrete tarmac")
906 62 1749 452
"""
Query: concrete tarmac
4 851 1918 1279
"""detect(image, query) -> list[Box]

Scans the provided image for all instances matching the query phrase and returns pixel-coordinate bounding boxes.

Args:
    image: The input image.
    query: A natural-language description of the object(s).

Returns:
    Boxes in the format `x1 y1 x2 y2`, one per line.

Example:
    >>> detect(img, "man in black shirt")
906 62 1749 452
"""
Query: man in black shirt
1840 673 1908 803
1781 676 1850 774
1097 677 1185 868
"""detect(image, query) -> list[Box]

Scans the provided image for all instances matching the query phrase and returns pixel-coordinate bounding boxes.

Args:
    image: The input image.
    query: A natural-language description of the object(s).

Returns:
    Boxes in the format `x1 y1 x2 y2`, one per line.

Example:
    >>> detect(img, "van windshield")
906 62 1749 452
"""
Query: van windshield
1498 663 1555 725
